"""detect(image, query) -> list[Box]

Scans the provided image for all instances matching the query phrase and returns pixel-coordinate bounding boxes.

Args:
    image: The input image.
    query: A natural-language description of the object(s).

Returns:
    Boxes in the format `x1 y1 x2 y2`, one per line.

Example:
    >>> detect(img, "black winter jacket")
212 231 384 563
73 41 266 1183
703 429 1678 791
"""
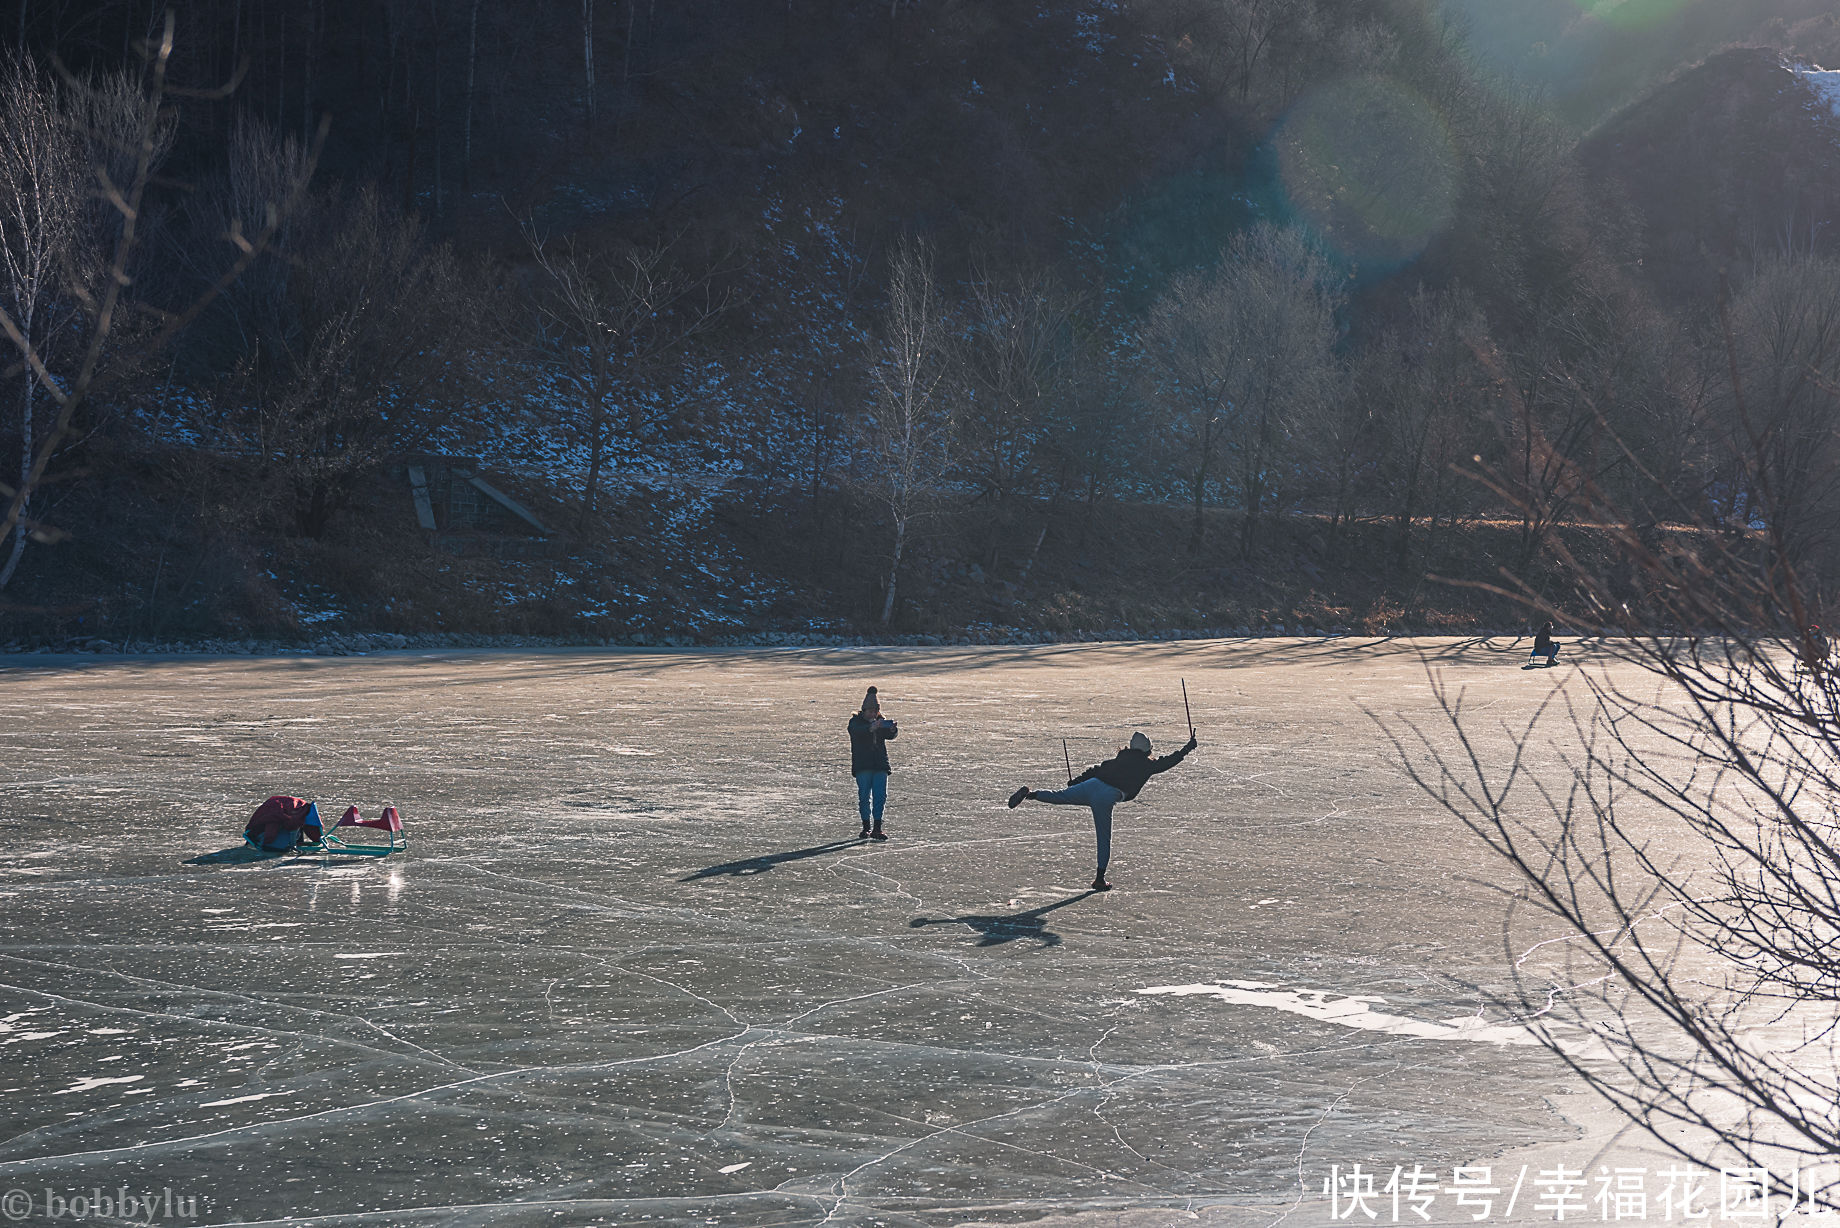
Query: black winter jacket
1072 740 1193 801
847 714 898 775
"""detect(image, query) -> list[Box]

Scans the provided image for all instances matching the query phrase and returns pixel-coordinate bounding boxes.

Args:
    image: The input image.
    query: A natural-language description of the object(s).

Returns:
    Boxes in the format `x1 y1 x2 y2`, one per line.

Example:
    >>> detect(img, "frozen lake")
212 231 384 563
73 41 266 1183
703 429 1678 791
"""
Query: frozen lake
0 640 1662 1226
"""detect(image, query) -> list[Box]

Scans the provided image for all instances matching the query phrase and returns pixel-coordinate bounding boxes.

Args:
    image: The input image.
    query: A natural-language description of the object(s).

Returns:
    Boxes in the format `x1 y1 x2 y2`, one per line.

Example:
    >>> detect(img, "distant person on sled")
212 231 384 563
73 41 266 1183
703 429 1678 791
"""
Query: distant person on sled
1528 620 1560 668
1006 730 1196 892
1801 624 1830 677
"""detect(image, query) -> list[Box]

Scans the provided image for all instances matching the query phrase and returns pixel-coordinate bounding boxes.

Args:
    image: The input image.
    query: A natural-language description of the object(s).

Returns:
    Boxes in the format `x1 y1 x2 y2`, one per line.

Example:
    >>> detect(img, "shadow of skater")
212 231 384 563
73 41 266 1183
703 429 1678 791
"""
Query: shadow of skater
908 890 1099 947
184 846 373 866
184 846 280 865
681 838 866 881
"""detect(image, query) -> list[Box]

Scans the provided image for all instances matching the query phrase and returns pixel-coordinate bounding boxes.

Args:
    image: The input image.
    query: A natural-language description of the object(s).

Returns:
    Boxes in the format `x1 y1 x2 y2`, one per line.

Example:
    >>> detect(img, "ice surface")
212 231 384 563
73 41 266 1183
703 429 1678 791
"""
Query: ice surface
0 640 1663 1225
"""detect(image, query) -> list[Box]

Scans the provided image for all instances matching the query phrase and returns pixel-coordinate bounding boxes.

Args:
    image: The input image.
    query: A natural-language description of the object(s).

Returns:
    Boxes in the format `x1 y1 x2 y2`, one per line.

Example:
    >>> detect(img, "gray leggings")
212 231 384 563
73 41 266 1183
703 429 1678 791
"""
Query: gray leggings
1030 778 1127 876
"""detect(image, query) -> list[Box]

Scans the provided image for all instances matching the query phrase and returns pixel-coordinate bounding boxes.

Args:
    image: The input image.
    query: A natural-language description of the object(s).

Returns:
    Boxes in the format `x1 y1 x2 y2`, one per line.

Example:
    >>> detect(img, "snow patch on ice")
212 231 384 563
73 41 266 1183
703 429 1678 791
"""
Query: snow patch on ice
1 1012 65 1045
55 1075 144 1095
1139 981 1610 1058
199 1091 292 1107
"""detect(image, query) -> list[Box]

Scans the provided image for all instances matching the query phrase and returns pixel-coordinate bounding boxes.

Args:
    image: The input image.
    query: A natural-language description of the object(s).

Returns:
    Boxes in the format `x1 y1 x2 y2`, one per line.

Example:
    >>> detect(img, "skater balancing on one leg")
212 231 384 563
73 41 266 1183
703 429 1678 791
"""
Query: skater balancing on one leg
847 686 899 841
1006 729 1197 892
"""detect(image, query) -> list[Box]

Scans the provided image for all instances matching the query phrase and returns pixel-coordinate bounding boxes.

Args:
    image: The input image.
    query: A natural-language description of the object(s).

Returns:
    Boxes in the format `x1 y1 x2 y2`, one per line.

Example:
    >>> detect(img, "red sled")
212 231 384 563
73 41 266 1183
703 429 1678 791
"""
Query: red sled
328 805 406 856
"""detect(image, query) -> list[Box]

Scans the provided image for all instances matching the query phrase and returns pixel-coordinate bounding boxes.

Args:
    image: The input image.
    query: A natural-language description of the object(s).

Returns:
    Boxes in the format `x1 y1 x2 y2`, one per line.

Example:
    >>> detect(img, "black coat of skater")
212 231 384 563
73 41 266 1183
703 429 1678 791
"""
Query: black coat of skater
1006 731 1196 891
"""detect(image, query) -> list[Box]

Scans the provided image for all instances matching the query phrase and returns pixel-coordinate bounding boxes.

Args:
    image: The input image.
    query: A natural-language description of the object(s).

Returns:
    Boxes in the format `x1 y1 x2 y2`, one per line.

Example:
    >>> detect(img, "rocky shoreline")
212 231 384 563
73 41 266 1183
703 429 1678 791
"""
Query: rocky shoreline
1 624 1556 657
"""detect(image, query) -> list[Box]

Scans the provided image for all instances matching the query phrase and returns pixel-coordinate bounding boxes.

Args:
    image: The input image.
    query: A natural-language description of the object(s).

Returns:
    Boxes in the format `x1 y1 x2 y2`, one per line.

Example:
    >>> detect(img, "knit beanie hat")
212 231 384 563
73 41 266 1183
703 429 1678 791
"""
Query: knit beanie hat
862 686 880 714
1129 731 1151 753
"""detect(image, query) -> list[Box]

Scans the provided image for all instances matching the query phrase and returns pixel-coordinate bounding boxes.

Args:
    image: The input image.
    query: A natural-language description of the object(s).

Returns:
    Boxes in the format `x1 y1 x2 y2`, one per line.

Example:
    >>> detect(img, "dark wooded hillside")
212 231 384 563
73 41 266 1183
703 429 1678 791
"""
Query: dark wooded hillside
2 0 1838 647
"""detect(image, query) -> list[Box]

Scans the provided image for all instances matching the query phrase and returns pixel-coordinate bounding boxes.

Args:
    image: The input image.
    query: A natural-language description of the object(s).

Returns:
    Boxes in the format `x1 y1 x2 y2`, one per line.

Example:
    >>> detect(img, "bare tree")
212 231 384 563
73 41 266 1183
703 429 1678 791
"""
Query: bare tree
957 262 1078 505
0 66 182 585
1369 286 1491 570
1716 255 1840 571
213 186 468 538
462 0 483 190
582 0 596 127
1142 223 1342 555
0 63 89 587
1141 267 1227 554
0 27 307 589
861 236 955 627
521 222 730 517
1465 329 1601 576
180 115 314 372
1154 0 1320 110
1302 363 1369 554
1219 226 1343 559
1058 327 1145 552
1394 253 1840 1201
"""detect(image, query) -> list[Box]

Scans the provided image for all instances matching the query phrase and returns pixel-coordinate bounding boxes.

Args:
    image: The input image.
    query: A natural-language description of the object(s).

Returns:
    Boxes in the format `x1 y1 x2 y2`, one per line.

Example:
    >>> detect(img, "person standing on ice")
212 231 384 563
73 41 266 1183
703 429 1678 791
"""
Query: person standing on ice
848 686 898 841
1007 730 1197 891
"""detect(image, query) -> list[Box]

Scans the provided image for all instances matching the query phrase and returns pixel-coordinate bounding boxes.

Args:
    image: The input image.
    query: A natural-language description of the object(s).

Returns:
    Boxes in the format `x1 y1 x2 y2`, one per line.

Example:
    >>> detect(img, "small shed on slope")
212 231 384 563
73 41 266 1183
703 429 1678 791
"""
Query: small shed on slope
391 454 553 558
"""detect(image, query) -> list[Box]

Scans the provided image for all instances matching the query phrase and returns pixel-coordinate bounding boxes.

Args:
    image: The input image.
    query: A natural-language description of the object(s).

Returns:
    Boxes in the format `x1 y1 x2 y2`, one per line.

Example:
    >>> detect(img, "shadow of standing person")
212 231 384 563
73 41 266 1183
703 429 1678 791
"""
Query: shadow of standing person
680 839 867 881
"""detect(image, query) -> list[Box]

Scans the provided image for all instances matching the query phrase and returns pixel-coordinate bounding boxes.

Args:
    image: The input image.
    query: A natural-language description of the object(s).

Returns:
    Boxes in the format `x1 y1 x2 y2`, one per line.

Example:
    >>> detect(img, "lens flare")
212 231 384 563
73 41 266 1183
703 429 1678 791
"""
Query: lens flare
1273 76 1458 270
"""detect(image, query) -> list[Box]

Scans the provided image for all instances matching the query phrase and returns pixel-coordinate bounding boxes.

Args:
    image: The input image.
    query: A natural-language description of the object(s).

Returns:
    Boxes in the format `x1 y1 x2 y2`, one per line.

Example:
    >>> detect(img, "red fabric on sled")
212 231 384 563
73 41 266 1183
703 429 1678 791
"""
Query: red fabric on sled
245 795 320 842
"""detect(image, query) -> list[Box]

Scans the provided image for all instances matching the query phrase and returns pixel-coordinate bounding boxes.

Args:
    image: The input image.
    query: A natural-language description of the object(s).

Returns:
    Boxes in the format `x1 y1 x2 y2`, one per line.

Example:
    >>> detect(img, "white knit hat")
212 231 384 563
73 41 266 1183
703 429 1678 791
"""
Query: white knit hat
1129 731 1151 753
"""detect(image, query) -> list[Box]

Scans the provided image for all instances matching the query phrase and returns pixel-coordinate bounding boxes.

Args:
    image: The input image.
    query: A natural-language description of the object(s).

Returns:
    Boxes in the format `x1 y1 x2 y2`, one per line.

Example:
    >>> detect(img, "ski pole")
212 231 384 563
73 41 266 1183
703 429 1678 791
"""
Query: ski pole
1181 677 1194 739
1063 738 1074 785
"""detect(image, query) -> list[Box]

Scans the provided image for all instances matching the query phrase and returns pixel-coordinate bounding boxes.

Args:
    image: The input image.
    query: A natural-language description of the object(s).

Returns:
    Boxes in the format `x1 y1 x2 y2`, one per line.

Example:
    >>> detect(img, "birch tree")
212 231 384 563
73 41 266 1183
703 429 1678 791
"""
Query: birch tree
0 65 87 588
863 237 954 626
0 25 314 588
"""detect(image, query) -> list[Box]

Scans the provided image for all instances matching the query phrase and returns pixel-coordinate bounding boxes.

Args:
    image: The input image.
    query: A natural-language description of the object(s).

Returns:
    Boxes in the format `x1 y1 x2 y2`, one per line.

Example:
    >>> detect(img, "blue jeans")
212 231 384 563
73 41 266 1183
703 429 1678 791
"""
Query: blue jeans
1030 778 1126 877
855 772 888 827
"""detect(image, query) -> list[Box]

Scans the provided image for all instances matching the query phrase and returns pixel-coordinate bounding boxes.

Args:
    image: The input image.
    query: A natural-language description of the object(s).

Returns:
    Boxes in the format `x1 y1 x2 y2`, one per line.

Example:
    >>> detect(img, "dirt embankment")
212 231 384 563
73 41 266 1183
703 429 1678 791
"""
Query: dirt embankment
4 440 1700 652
